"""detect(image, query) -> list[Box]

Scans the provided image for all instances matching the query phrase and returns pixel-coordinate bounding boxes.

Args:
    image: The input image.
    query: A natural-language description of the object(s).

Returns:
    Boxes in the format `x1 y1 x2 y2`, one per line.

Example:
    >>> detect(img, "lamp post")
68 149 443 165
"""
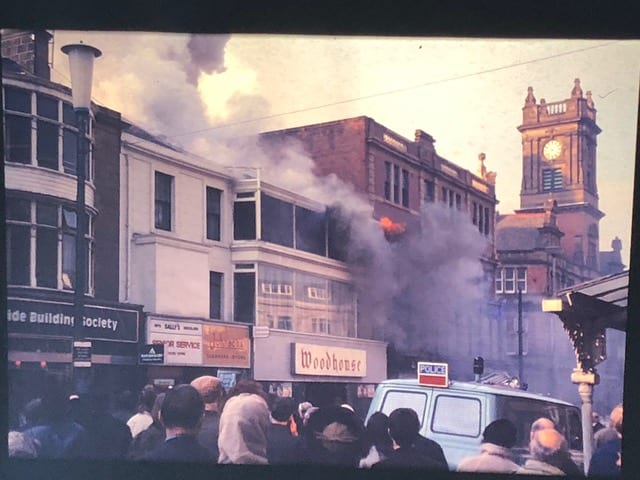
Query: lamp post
61 42 101 394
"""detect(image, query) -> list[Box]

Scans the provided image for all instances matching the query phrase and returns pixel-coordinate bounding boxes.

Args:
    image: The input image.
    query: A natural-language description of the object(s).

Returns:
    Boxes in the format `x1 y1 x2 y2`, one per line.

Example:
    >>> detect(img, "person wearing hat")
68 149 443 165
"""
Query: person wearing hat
304 404 367 467
190 375 224 461
589 403 623 476
457 419 519 473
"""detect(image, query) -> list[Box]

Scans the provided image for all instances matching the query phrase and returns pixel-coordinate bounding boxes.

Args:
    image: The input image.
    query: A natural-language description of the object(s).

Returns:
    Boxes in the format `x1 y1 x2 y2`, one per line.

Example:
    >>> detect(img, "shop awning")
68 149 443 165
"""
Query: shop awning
549 270 628 332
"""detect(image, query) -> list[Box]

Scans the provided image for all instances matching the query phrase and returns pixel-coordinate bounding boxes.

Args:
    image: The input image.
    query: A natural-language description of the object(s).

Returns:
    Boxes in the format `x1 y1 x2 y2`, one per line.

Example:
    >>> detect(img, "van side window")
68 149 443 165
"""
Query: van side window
380 391 428 427
431 395 481 437
495 395 565 449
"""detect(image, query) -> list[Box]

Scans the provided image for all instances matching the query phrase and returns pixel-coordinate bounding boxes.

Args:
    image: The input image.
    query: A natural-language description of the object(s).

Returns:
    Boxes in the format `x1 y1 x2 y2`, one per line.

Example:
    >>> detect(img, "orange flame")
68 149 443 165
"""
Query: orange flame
379 216 406 235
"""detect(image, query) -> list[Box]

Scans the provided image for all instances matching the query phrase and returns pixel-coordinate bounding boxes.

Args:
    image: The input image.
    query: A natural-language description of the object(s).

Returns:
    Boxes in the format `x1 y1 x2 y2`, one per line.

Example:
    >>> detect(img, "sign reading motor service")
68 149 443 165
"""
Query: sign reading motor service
292 343 366 377
147 319 202 365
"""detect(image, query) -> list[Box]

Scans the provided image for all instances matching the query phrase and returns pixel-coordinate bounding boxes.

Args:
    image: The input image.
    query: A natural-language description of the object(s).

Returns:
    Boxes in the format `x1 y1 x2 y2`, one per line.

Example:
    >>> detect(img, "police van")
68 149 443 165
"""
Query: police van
365 361 583 470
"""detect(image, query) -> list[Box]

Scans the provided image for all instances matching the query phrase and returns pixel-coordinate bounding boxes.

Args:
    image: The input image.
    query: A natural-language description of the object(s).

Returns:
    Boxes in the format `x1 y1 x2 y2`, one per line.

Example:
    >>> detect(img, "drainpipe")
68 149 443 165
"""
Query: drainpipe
123 152 131 302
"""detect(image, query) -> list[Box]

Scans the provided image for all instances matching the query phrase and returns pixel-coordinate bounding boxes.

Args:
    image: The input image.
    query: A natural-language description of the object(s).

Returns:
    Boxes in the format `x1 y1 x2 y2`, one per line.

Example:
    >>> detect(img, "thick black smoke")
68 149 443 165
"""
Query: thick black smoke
185 34 231 85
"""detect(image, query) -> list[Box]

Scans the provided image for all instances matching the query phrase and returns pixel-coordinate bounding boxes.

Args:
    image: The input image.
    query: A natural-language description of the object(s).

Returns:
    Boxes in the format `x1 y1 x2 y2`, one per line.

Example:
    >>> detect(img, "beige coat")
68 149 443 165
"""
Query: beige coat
517 458 567 475
457 442 520 474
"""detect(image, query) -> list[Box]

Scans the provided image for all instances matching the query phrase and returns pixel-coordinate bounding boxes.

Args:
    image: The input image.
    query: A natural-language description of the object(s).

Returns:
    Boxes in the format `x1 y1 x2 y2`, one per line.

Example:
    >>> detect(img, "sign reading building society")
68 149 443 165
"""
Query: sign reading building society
292 343 366 377
7 298 138 342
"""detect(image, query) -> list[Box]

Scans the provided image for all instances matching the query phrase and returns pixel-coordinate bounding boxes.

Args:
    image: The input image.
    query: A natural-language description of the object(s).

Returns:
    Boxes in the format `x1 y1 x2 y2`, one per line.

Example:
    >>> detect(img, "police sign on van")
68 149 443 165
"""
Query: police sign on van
418 361 449 387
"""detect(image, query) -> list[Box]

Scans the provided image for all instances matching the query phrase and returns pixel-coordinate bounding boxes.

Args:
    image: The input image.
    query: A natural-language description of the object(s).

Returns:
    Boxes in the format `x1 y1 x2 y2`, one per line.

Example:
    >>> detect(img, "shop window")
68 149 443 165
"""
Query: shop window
4 115 32 164
261 193 293 247
295 205 326 256
206 186 222 241
472 202 478 225
234 201 256 240
234 272 255 324
154 171 173 231
455 193 461 210
209 271 223 320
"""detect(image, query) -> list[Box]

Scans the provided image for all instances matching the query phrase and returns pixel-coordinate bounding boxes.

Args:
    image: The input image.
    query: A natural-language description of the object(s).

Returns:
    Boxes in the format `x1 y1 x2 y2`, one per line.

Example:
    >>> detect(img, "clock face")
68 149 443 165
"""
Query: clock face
543 140 562 160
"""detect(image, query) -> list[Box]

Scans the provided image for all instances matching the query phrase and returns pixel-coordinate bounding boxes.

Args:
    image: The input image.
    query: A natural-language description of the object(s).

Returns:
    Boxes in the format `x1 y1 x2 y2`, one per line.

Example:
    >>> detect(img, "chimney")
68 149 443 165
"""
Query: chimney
1 29 52 80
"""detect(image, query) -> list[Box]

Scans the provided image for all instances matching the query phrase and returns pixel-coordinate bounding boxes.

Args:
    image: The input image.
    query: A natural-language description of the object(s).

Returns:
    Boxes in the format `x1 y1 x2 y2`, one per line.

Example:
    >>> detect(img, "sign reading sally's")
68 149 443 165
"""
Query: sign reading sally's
291 343 367 377
7 298 139 342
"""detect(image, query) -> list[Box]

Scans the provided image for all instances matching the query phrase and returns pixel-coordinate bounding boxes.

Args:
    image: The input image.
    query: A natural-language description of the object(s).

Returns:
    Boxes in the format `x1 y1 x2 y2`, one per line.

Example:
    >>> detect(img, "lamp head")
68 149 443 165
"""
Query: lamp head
61 42 102 110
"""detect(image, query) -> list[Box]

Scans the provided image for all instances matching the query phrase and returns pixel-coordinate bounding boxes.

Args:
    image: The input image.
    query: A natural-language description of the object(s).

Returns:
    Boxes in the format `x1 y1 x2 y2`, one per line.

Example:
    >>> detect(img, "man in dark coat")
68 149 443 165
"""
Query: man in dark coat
143 385 213 463
374 408 448 470
78 391 132 459
589 404 623 476
267 397 303 464
128 393 166 460
24 384 87 459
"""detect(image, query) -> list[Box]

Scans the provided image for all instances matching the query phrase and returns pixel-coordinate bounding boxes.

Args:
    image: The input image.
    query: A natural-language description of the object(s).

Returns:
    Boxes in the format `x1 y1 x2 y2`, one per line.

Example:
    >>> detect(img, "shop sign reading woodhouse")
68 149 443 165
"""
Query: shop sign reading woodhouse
291 343 366 377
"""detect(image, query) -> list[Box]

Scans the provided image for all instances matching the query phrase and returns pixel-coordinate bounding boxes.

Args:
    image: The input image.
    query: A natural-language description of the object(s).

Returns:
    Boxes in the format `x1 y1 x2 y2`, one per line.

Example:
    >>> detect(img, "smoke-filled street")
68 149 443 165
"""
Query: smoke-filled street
4 29 636 477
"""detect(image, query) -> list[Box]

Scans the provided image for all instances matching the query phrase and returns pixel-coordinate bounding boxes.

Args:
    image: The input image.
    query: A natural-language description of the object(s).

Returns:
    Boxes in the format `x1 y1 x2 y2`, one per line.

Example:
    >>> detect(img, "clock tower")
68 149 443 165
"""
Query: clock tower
517 78 604 272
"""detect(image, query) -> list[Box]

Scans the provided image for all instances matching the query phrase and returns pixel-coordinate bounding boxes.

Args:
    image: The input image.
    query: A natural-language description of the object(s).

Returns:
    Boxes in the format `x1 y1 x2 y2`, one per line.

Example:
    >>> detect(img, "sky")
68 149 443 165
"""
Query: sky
50 32 640 266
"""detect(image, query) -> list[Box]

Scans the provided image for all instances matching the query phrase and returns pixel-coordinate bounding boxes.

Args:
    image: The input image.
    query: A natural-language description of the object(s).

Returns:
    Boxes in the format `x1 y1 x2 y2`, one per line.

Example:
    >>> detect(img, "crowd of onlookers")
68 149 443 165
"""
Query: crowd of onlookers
7 377 623 476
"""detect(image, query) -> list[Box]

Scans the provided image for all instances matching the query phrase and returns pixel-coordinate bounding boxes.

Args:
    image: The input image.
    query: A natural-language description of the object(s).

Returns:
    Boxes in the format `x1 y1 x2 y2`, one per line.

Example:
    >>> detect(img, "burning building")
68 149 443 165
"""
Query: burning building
260 117 499 379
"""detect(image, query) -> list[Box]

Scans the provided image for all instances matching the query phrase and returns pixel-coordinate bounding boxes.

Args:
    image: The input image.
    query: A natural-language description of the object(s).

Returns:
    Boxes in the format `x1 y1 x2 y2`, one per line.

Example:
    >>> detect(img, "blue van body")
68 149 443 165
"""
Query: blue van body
366 378 584 471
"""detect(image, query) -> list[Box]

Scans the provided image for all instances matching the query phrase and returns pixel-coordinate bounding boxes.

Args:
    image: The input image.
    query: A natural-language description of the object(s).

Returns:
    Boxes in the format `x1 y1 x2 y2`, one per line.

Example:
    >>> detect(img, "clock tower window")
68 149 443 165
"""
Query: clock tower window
542 168 563 192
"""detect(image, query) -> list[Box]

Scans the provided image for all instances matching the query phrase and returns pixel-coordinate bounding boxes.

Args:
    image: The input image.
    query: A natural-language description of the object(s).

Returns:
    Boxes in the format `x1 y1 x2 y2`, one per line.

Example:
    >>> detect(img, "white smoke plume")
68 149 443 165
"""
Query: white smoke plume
56 31 491 359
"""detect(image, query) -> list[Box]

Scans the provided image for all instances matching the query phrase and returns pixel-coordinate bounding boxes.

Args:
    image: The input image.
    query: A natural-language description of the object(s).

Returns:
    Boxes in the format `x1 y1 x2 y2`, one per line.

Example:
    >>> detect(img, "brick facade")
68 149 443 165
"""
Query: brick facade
1 29 51 80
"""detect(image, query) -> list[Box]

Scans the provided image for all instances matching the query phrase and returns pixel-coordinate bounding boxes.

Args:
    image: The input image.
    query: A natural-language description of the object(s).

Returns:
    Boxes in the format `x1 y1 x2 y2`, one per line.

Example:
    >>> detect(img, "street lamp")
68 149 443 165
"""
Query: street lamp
61 42 101 394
